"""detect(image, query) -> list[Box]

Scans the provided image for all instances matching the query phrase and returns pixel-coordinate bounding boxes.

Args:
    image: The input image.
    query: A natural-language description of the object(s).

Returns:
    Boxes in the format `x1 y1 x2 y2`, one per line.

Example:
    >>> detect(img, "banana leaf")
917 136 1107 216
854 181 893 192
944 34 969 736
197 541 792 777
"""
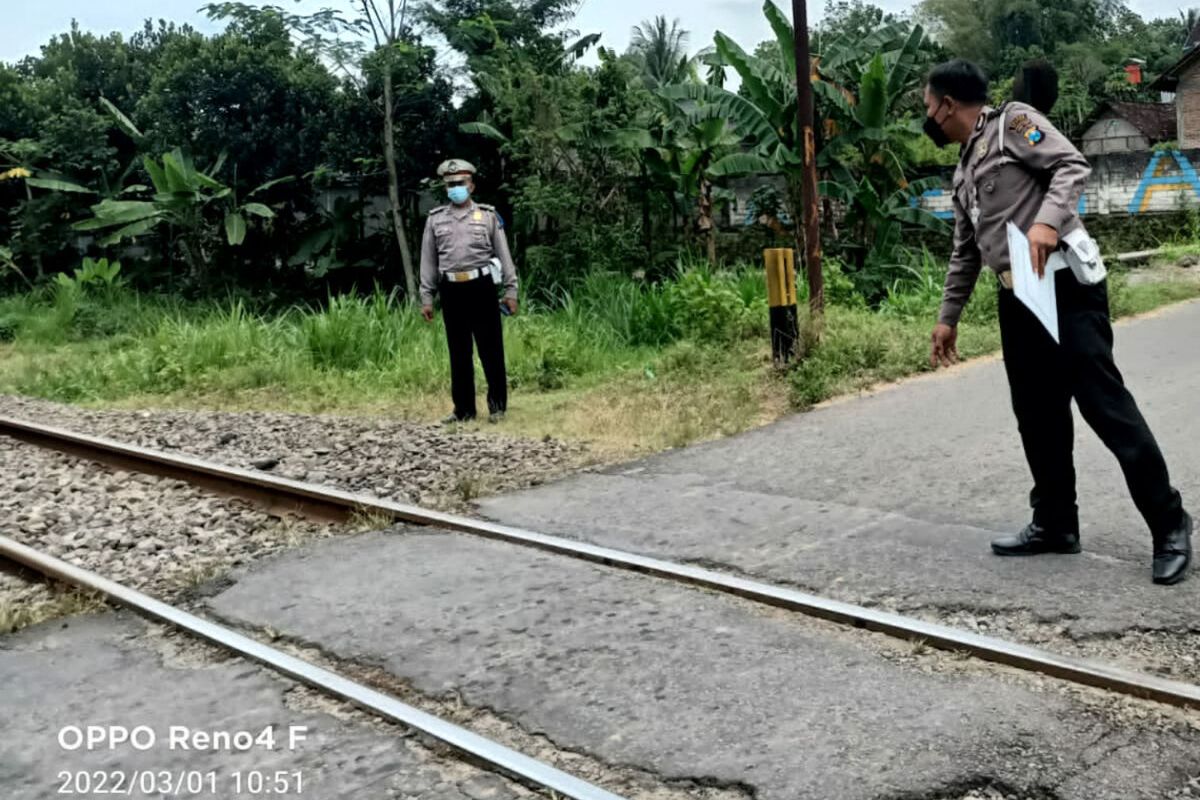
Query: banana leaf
225 212 247 246
97 216 162 246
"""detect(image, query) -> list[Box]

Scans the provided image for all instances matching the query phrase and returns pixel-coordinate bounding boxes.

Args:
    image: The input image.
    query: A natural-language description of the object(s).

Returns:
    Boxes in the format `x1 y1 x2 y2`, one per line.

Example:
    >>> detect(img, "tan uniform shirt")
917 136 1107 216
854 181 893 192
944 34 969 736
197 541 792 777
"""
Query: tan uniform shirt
939 102 1091 326
419 201 519 306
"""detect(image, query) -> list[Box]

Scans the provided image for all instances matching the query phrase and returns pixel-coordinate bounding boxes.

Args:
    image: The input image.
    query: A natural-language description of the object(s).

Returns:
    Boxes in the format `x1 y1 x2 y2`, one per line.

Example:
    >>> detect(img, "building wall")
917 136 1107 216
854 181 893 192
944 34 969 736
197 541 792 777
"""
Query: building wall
907 149 1200 220
1178 65 1200 149
1081 116 1150 155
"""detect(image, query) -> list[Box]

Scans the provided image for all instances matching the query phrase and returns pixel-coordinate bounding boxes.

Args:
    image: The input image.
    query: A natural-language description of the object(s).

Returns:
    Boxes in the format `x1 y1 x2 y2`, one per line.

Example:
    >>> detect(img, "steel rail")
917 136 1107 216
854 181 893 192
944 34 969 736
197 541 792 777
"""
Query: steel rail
5 414 1200 711
0 534 626 800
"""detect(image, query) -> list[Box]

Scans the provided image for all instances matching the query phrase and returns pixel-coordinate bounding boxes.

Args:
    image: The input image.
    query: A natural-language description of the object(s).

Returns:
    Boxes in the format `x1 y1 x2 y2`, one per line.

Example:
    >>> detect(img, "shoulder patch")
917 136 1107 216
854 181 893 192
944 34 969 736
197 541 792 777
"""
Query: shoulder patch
1007 113 1032 133
1006 111 1044 147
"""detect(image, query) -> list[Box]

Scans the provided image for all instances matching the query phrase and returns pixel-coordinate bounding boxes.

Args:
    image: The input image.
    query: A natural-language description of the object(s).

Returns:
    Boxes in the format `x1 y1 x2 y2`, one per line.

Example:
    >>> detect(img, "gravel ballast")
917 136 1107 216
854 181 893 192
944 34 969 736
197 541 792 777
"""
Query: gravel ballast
0 434 332 632
0 394 590 632
0 395 589 510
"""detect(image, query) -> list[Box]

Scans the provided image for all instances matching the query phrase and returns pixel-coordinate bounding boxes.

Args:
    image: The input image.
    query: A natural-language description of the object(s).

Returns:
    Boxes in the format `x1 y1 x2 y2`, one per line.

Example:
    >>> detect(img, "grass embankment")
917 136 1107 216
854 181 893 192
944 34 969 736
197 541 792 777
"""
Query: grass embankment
1 262 1197 458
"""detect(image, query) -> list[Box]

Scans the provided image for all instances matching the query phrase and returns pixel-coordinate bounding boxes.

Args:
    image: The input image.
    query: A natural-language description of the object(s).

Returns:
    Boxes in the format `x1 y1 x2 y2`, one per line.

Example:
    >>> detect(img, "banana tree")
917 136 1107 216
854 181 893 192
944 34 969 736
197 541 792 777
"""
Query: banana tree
73 148 288 281
677 117 740 265
596 87 739 266
288 195 370 278
0 137 94 281
646 95 741 265
680 3 945 305
808 29 951 297
661 1 813 305
821 174 947 299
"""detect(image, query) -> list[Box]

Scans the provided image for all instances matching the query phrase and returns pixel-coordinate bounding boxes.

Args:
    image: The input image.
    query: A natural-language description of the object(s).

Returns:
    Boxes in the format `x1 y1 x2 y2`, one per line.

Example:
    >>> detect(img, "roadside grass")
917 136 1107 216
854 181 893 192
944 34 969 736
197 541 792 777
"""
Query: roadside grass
1110 270 1200 316
1155 242 1200 263
1 262 1198 458
0 586 107 636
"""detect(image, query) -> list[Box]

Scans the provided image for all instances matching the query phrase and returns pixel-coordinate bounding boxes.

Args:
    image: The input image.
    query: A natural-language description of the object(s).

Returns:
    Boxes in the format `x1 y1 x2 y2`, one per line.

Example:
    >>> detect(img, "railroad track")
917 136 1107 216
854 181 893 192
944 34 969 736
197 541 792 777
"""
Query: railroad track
0 535 623 800
4 412 1200 796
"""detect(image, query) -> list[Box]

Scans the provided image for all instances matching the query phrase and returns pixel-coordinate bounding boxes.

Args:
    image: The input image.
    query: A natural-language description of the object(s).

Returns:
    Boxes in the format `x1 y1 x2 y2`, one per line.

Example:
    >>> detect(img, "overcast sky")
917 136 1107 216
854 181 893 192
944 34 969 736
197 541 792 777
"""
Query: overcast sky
4 0 1197 65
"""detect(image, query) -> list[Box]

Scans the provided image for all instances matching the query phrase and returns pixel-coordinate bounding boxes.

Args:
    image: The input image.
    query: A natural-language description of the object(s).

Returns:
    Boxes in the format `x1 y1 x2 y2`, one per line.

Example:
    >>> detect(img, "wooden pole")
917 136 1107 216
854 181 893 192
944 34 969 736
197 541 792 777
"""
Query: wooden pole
792 0 824 316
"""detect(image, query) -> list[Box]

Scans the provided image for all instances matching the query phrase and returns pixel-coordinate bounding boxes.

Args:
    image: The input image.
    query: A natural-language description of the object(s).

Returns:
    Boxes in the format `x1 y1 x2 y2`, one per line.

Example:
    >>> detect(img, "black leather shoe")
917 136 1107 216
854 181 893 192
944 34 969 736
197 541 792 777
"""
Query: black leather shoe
991 523 1081 556
1153 512 1192 586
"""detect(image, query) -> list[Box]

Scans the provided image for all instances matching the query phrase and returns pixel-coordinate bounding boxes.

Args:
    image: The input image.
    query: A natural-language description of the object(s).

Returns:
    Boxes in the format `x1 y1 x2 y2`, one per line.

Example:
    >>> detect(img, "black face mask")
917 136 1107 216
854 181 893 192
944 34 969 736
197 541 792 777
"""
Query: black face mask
923 99 952 148
923 113 951 149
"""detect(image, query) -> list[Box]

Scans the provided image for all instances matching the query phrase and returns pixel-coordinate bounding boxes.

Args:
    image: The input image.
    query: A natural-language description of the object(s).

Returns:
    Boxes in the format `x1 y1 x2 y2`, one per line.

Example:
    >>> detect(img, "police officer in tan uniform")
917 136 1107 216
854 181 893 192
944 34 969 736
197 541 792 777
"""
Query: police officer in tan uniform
924 60 1192 585
420 159 519 424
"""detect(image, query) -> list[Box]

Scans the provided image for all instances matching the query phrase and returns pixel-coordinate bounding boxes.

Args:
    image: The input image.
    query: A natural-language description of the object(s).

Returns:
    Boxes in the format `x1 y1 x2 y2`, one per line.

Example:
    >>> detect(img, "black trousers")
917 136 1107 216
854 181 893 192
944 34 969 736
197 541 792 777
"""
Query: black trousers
998 271 1183 538
440 277 507 419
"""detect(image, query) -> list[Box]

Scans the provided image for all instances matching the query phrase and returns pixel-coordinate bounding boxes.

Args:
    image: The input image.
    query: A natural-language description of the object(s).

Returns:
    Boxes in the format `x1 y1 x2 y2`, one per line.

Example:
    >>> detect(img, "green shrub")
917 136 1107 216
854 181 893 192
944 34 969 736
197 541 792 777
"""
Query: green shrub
0 258 180 344
4 251 1192 415
564 271 643 347
559 262 769 349
795 257 865 308
789 308 932 407
300 290 415 371
668 269 747 344
877 248 998 325
506 317 592 391
629 283 682 346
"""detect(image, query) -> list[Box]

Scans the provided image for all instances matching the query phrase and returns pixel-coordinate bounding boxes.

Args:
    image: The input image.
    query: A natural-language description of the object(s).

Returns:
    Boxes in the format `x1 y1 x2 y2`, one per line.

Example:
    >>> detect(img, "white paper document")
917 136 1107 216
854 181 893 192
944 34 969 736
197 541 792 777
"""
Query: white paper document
1006 222 1059 343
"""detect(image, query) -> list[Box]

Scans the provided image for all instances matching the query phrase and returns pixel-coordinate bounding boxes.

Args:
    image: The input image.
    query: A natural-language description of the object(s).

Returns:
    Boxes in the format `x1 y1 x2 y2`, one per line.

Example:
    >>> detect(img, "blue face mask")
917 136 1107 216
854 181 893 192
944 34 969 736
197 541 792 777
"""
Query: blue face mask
447 186 470 205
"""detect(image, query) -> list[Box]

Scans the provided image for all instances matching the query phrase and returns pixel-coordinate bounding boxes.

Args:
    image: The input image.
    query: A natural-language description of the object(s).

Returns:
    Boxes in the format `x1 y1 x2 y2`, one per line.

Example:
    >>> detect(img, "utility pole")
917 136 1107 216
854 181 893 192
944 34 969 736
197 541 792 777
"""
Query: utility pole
792 0 824 317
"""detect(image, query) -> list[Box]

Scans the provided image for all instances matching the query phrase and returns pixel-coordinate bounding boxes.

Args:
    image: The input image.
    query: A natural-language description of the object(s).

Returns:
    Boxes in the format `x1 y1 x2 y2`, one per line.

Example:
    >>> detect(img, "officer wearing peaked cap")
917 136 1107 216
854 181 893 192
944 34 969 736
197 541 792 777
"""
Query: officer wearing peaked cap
420 159 519 425
923 59 1192 585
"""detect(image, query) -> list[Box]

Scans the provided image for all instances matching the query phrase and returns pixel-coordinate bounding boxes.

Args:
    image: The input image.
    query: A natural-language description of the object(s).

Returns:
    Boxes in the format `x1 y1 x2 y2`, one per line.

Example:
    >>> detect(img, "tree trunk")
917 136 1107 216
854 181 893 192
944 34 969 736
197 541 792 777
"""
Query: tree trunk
382 69 417 302
821 173 837 242
786 178 805 279
784 175 823 354
698 178 716 266
24 182 43 281
640 161 652 261
791 0 824 320
178 238 202 286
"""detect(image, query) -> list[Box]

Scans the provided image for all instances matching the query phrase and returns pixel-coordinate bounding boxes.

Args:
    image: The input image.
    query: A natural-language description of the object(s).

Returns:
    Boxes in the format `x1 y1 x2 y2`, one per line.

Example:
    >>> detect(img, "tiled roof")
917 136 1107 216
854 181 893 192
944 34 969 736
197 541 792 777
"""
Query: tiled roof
1104 102 1178 141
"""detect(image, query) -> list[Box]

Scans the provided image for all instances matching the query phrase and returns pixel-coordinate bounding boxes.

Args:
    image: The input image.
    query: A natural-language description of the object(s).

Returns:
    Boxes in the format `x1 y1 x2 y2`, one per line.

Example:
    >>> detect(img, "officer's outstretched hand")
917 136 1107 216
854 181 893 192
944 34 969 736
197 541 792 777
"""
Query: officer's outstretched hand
930 323 958 369
1028 223 1059 278
503 297 518 317
421 304 434 322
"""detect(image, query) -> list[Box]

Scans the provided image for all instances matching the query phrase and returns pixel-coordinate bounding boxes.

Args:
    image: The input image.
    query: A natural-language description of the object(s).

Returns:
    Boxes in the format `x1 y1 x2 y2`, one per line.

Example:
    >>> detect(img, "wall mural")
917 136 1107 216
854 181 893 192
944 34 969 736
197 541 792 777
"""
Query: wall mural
1127 150 1200 213
736 150 1200 226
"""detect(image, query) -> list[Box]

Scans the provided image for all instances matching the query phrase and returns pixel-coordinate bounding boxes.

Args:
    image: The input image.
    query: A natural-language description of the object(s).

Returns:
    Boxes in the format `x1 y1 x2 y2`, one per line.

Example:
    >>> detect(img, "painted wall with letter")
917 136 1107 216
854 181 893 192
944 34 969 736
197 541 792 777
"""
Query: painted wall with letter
913 149 1200 219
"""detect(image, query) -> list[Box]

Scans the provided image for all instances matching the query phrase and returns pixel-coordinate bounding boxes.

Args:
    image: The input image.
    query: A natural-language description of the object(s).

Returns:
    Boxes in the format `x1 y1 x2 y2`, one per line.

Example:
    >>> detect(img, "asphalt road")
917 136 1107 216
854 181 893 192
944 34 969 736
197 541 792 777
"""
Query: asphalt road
7 300 1200 799
481 300 1200 638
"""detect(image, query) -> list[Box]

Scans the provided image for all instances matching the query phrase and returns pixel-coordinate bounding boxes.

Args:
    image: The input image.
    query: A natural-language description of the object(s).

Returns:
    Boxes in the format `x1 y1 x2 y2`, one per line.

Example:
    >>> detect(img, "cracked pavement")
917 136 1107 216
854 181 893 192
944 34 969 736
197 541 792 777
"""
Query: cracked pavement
204 529 1200 799
479 301 1200 642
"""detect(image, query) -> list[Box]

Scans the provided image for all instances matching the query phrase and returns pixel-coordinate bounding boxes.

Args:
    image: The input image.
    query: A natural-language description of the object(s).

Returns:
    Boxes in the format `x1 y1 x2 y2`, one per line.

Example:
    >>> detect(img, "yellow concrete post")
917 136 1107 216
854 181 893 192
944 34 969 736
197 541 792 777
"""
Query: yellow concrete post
764 248 799 365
